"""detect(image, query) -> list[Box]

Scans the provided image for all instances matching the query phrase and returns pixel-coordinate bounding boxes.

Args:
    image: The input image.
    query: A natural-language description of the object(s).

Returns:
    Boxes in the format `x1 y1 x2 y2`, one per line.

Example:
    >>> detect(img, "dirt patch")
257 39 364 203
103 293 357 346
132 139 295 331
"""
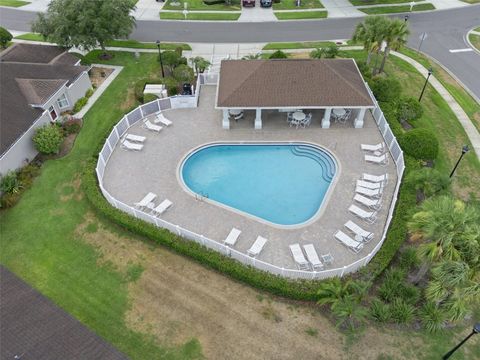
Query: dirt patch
74 215 422 360
89 67 114 89
120 87 136 111
59 174 82 202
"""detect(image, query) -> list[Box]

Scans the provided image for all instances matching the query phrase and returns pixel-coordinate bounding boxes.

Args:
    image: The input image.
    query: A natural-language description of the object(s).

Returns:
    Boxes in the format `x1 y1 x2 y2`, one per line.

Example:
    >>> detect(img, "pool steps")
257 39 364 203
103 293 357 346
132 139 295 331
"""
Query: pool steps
291 145 335 182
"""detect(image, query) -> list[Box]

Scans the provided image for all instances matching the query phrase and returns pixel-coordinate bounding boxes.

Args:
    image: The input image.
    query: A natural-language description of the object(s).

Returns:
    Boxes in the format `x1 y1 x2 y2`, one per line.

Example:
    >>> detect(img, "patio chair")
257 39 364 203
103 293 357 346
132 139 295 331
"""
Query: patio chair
247 236 267 257
224 227 241 247
361 143 385 153
154 112 173 127
124 133 146 143
354 194 382 210
355 185 383 198
337 109 352 124
142 119 163 133
334 230 364 253
365 154 389 166
134 192 157 209
301 113 312 128
356 180 383 190
348 204 377 224
121 140 143 151
233 112 244 121
303 244 324 271
289 118 301 128
151 199 172 216
289 244 310 270
362 173 388 185
344 220 374 243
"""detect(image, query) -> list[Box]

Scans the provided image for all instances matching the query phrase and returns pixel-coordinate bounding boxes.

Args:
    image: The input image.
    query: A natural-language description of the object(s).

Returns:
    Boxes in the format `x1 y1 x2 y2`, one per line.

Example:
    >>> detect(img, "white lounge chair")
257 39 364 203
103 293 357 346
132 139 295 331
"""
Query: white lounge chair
289 244 310 270
344 220 374 243
357 180 383 190
155 112 172 126
224 228 241 247
121 140 143 151
124 134 146 143
361 143 385 153
143 119 163 133
152 199 172 216
335 230 364 253
247 236 267 257
356 185 382 198
354 194 382 210
303 244 324 270
134 192 157 209
348 204 377 224
362 173 388 185
365 154 389 166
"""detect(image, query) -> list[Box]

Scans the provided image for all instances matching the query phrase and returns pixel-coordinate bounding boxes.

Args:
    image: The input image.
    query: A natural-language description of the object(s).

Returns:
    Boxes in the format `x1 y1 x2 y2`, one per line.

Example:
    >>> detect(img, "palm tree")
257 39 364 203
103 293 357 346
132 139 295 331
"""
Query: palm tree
378 18 410 73
352 16 388 66
310 48 323 59
331 295 368 331
241 53 262 60
317 279 370 307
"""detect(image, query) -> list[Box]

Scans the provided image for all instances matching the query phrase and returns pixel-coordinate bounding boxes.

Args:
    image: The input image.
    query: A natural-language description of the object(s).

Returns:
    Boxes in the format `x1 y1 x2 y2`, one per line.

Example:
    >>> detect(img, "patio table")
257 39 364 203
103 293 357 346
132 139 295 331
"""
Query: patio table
333 108 346 117
292 111 306 121
229 109 243 116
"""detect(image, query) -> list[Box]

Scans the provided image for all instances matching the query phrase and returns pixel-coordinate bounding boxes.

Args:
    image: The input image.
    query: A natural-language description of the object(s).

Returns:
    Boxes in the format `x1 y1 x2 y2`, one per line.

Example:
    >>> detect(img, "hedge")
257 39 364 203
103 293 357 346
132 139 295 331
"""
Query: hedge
398 128 439 161
203 0 225 5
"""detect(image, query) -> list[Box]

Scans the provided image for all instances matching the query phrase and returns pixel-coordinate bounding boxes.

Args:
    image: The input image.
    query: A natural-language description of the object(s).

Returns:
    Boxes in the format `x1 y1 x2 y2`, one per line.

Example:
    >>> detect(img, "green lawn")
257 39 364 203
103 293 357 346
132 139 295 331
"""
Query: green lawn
160 11 240 20
274 10 328 20
399 47 480 134
0 0 30 7
350 0 410 4
13 34 191 50
460 0 480 3
273 0 324 10
162 0 240 11
263 41 336 50
0 51 203 360
360 3 435 14
469 33 480 51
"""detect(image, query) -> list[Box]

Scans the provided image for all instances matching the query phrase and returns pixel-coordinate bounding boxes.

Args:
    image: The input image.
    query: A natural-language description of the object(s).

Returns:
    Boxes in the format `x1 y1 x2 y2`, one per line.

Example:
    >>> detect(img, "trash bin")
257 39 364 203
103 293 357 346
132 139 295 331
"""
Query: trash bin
182 83 192 95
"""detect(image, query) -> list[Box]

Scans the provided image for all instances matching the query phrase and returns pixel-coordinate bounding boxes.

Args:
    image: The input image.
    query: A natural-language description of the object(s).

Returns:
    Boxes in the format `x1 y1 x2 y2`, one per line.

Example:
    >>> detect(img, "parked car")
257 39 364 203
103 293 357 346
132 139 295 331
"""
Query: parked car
260 0 272 7
242 0 255 7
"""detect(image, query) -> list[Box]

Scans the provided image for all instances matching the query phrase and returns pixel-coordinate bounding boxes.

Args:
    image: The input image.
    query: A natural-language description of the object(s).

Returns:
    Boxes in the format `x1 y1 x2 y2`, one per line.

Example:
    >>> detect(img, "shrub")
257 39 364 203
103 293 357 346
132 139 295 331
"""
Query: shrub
356 61 372 82
203 0 225 4
62 118 82 135
398 128 439 161
269 50 288 59
369 298 391 323
0 171 21 194
406 168 450 197
163 77 179 96
371 77 402 103
398 247 419 271
396 97 423 125
0 27 13 49
32 124 64 155
378 268 405 302
173 64 194 84
143 94 158 103
175 46 183 56
323 45 339 59
73 97 88 113
17 164 41 188
0 192 20 208
390 298 415 324
85 88 94 98
419 302 446 333
310 48 323 59
161 50 181 72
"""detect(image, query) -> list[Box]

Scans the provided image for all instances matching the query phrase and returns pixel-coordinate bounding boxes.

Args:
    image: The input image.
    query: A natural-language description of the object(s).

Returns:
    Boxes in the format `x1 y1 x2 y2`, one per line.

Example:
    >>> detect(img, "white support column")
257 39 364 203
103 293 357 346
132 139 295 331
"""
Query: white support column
222 109 230 129
354 108 366 128
322 108 331 128
254 108 262 130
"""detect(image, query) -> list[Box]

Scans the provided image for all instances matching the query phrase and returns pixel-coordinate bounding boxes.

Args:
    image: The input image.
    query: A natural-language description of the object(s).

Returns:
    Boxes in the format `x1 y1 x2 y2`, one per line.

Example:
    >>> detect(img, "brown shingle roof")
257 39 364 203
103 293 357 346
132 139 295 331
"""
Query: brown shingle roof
0 266 129 360
0 44 89 156
216 59 375 108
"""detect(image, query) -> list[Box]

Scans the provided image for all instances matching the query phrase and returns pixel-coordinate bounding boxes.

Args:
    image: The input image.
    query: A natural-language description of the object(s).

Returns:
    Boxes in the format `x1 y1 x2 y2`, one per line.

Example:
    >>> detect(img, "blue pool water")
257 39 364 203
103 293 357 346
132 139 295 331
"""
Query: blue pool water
180 143 337 226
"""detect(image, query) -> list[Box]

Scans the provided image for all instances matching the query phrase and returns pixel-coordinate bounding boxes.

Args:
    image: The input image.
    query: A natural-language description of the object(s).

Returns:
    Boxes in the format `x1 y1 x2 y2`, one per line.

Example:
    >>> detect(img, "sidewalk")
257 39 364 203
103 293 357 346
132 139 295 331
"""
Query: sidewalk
133 0 165 20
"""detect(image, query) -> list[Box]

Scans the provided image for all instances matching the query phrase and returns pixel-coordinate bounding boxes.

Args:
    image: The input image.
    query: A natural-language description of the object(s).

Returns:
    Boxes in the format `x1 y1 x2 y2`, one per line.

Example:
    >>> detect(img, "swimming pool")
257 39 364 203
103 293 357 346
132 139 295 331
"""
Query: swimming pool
180 143 337 226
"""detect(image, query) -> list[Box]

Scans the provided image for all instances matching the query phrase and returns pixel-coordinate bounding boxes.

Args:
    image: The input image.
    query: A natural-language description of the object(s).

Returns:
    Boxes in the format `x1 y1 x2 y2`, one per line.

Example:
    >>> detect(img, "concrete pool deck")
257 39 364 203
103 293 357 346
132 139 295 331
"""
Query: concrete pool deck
103 85 397 270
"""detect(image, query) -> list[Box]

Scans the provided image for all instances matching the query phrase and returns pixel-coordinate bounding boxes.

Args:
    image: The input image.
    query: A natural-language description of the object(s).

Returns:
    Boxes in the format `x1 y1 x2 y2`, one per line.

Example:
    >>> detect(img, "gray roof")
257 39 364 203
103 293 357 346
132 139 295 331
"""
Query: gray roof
0 266 129 360
216 59 375 109
0 44 88 156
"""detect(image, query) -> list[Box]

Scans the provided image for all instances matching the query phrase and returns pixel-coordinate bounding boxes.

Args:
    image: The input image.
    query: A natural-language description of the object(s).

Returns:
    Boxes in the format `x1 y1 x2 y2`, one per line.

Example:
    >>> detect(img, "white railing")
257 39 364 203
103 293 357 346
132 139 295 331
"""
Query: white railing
95 76 404 279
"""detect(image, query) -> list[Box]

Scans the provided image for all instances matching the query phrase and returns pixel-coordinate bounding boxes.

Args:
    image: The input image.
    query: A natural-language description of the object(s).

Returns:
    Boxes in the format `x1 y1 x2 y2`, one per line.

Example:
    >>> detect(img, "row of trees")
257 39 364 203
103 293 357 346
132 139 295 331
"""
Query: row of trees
352 16 410 74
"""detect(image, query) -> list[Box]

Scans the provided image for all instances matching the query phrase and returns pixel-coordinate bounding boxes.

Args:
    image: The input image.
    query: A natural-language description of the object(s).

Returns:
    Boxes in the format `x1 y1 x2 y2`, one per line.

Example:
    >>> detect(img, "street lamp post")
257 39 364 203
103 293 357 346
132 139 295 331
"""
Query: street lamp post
449 145 470 178
418 67 433 102
442 323 480 359
156 40 165 78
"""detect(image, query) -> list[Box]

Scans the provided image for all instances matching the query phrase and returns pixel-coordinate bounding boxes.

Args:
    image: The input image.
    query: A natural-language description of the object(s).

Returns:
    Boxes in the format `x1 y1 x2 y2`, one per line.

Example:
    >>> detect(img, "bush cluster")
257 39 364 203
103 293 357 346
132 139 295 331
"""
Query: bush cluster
371 76 402 103
1 164 41 208
32 124 64 155
398 128 439 161
0 26 13 49
62 117 82 135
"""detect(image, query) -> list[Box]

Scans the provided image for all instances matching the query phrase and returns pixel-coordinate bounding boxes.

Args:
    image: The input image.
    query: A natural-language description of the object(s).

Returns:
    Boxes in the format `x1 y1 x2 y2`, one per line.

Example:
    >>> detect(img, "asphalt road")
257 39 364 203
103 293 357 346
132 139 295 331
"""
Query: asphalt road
1 6 479 99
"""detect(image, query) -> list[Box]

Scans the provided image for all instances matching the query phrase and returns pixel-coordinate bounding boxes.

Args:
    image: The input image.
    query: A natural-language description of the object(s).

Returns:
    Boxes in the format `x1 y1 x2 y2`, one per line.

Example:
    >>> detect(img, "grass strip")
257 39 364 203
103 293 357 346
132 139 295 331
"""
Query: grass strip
274 10 328 20
273 0 324 10
350 0 411 4
360 3 435 14
263 41 336 50
160 11 240 20
0 0 30 7
162 0 241 11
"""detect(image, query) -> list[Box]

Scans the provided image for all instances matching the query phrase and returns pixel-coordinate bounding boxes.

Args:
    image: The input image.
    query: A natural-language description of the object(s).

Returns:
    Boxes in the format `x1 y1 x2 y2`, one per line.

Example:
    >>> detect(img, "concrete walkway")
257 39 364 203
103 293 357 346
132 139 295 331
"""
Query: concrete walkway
133 0 165 20
322 0 363 18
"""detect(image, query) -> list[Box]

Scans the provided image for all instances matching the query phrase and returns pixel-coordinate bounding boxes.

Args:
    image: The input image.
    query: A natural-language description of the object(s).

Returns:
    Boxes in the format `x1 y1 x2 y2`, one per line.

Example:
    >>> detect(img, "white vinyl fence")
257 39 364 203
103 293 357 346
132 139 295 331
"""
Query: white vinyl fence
95 77 404 280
